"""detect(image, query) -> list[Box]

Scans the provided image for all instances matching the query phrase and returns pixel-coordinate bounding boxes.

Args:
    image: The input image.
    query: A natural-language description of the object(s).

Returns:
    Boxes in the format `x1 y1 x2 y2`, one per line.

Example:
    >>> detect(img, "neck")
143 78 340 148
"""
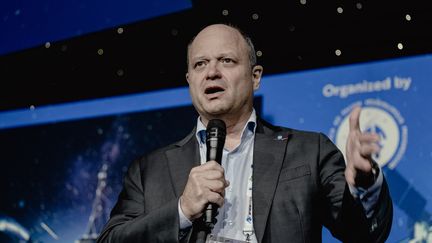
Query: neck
201 108 253 151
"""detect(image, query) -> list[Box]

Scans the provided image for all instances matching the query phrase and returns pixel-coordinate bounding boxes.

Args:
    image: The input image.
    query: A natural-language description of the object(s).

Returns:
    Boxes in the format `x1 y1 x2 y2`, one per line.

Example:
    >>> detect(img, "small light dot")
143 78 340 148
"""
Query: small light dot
117 27 124 34
397 43 404 50
97 128 103 135
44 42 51 48
256 50 262 57
30 105 35 110
405 14 411 21
97 49 104 55
337 7 343 14
252 13 259 20
117 69 124 76
15 9 21 16
289 25 296 32
171 29 178 36
222 9 229 16
356 3 362 10
300 0 307 5
18 200 25 208
335 49 342 56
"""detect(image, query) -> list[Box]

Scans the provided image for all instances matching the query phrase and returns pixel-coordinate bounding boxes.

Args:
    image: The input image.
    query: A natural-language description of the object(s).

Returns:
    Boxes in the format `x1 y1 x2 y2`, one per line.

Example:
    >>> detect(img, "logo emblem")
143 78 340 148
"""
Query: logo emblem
329 99 408 169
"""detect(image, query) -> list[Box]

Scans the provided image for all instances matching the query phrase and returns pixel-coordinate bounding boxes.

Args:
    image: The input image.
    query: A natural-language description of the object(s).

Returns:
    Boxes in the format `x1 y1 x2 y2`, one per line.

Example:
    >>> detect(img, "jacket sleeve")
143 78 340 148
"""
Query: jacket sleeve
318 133 393 243
96 158 181 243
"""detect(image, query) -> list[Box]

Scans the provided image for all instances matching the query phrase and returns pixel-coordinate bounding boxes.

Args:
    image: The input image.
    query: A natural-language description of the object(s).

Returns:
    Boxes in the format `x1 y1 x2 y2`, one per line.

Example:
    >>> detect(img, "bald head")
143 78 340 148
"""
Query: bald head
185 23 263 124
187 24 257 69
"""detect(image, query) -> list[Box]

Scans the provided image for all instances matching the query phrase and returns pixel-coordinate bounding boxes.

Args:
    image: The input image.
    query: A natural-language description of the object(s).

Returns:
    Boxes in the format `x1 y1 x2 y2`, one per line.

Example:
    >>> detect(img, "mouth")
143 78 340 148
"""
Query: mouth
204 86 225 96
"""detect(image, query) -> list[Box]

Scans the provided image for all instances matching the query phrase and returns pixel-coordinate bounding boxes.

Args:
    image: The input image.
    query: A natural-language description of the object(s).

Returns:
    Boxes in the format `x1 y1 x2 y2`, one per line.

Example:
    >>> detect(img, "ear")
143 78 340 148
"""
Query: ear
186 73 190 84
252 65 263 90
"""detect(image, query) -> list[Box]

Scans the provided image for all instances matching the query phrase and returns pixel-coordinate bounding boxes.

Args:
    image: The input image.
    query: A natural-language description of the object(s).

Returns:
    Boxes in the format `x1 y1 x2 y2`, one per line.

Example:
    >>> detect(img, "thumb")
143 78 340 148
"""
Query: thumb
349 106 362 132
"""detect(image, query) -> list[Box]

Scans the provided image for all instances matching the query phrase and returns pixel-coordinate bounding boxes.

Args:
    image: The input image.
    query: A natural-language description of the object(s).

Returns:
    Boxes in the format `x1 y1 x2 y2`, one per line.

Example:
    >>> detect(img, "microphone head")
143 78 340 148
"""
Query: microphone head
206 119 226 139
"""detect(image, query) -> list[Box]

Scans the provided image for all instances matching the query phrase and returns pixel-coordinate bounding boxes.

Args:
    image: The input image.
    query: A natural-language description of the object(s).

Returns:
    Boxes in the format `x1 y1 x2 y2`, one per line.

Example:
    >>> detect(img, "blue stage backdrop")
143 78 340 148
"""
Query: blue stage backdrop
1 54 431 242
0 0 191 55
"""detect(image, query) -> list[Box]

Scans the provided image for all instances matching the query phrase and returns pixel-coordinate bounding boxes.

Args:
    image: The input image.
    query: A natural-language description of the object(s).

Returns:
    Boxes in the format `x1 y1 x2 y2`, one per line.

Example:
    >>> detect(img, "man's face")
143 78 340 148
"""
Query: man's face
186 24 262 121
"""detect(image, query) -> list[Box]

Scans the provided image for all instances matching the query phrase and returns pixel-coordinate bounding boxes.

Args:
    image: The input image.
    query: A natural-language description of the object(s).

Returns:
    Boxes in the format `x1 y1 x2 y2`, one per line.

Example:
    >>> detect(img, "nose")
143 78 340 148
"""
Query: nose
206 61 222 80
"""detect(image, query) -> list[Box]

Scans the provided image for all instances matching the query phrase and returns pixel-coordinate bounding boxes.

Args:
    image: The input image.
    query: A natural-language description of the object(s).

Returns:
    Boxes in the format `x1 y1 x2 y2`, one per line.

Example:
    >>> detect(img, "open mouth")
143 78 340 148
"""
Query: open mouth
204 86 225 95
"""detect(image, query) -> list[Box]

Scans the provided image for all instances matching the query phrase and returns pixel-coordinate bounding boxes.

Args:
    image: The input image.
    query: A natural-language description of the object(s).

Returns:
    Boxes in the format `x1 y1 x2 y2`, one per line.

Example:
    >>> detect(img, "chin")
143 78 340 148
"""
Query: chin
207 110 227 117
201 102 227 113
202 107 228 117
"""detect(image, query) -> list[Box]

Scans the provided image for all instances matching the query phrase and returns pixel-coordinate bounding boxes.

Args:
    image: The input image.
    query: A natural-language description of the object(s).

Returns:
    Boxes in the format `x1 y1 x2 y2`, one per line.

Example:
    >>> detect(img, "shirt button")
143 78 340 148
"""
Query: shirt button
228 220 233 226
370 218 378 233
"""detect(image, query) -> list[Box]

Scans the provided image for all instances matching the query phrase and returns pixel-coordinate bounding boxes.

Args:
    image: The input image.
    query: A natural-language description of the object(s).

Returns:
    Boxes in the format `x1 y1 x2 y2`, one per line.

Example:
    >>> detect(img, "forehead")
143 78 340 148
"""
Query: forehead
189 25 248 59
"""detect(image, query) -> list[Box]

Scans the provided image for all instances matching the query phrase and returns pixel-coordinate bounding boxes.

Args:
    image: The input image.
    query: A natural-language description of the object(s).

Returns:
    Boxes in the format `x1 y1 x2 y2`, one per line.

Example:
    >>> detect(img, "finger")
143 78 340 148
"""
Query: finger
351 157 372 173
360 143 381 157
206 180 228 193
200 161 225 172
225 179 230 187
351 149 374 170
349 106 362 132
201 169 225 180
191 162 224 178
207 192 225 207
358 133 380 143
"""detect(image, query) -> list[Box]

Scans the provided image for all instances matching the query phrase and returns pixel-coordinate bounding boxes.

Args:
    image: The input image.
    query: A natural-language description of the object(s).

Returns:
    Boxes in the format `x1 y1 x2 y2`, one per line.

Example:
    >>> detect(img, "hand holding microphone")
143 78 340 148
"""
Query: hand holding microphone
180 119 228 224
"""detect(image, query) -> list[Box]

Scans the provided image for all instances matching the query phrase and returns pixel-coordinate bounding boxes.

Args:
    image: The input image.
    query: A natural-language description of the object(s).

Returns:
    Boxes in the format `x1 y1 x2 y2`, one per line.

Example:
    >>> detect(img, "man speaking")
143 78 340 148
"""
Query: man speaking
97 23 392 243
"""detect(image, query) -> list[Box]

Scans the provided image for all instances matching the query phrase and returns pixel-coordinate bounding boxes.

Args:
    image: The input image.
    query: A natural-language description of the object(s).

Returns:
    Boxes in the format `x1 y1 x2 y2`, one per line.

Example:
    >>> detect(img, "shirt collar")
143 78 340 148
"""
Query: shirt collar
195 109 257 144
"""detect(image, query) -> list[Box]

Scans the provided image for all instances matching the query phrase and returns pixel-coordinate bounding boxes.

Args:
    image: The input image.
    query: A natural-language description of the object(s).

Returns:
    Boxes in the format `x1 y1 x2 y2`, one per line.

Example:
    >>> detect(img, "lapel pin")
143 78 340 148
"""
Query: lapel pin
274 135 288 141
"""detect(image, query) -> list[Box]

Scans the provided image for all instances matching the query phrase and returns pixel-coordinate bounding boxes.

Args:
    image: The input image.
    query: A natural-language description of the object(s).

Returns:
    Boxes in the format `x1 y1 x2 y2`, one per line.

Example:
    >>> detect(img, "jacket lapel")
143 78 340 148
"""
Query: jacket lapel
165 128 200 197
253 120 290 243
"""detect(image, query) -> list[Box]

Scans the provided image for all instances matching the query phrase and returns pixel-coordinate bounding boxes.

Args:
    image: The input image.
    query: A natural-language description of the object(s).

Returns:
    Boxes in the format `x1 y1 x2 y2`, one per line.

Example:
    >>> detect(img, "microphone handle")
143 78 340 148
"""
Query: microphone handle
205 202 218 227
205 141 220 228
196 231 207 243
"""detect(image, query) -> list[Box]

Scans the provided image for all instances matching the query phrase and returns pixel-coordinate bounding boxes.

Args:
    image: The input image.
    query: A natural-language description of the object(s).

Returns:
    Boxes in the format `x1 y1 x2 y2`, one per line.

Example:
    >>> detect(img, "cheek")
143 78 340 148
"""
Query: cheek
188 78 201 92
189 87 200 101
234 79 254 93
189 85 206 106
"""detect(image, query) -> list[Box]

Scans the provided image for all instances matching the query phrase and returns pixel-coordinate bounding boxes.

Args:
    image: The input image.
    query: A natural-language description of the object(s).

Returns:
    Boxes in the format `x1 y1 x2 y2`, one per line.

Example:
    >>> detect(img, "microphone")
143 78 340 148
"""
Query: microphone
205 119 226 228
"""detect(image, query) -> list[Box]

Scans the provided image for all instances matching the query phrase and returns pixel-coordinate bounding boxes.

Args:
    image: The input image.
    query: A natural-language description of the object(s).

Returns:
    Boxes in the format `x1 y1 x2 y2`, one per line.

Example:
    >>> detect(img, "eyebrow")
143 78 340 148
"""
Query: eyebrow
218 52 238 58
191 52 238 60
191 55 207 61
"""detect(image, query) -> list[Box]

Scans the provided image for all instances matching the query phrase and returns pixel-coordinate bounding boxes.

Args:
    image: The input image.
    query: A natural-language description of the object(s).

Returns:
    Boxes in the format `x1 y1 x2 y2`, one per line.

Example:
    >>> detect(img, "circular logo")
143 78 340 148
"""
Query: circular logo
328 99 408 169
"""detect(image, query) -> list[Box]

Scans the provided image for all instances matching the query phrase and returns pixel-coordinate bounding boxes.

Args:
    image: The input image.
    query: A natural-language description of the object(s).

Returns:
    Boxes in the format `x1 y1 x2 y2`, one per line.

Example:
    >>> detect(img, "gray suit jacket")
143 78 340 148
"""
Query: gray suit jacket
97 119 392 243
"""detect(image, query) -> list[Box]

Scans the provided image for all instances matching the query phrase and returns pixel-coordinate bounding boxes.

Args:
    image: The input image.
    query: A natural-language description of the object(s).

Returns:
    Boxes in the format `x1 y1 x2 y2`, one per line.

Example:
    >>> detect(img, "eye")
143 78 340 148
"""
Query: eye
194 61 206 69
221 58 233 64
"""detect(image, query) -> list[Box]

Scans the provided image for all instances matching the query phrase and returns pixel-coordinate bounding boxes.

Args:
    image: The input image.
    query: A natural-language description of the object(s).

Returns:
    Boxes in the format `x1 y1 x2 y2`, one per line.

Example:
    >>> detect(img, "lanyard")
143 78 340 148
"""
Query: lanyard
242 164 254 242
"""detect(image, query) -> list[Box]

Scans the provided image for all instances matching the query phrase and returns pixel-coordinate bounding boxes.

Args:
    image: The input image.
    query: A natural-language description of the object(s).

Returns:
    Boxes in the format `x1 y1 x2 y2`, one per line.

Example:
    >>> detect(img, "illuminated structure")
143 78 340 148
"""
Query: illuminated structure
76 163 110 243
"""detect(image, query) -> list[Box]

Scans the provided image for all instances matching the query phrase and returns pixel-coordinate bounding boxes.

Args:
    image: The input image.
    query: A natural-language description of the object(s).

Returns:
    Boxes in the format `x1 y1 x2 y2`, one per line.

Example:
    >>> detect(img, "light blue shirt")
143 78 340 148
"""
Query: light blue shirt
178 109 383 240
